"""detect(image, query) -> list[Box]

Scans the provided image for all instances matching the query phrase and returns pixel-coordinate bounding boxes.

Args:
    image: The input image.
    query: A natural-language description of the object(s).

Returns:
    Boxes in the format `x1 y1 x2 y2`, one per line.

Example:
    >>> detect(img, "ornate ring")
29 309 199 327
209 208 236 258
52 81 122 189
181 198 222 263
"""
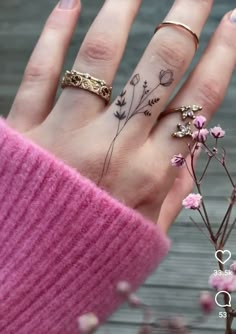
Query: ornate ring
158 105 202 139
159 105 202 121
154 21 199 51
61 70 112 104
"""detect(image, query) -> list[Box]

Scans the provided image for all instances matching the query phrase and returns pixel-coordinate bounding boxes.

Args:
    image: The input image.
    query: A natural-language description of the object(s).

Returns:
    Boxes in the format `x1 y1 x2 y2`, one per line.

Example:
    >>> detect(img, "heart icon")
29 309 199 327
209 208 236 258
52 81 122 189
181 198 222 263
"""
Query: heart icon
215 250 231 265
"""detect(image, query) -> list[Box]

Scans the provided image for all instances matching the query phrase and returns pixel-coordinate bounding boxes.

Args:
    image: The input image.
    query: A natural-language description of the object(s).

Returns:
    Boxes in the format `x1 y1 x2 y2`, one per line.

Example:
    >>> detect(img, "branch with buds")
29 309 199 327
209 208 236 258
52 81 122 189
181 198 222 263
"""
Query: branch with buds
172 116 235 334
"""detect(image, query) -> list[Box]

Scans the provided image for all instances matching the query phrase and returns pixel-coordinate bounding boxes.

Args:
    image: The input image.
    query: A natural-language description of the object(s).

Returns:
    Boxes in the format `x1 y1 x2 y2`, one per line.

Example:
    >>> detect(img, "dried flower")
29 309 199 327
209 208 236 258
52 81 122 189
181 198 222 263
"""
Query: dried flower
171 154 185 167
199 291 215 314
159 69 174 87
193 115 207 130
212 147 218 154
130 74 140 86
182 193 202 210
78 313 99 333
116 281 131 296
230 262 236 274
127 293 143 308
210 126 225 139
192 128 209 143
209 273 236 292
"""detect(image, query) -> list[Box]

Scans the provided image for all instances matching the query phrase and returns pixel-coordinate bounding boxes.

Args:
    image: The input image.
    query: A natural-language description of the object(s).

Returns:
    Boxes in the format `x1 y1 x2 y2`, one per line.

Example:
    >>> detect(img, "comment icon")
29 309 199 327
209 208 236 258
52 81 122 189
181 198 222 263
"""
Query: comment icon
215 291 231 308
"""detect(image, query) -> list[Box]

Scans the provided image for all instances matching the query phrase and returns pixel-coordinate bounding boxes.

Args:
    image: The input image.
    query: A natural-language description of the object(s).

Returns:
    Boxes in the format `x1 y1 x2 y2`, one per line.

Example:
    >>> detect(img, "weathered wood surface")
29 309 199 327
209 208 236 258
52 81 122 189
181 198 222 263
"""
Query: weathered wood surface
0 0 236 333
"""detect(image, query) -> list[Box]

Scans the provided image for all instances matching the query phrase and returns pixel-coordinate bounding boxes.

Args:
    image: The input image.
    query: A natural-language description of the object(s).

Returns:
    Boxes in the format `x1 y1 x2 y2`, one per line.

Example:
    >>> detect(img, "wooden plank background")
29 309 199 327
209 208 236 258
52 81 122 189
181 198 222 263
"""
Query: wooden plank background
0 0 236 333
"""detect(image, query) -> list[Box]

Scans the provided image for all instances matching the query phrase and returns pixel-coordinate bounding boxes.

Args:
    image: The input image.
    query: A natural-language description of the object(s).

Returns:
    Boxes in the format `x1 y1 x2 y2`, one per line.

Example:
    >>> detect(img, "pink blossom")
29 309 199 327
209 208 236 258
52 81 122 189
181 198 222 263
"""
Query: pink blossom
199 291 215 314
209 273 236 292
210 126 225 139
127 293 142 308
230 262 236 274
78 313 99 333
171 154 185 167
193 115 207 130
192 128 209 143
116 281 131 296
182 193 202 210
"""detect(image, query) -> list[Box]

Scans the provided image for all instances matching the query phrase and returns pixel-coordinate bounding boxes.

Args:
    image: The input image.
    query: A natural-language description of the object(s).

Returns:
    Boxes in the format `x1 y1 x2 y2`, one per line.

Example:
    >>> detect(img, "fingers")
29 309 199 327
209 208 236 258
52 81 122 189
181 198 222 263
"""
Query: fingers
7 0 81 132
152 10 236 162
53 0 142 126
157 154 195 234
103 0 213 140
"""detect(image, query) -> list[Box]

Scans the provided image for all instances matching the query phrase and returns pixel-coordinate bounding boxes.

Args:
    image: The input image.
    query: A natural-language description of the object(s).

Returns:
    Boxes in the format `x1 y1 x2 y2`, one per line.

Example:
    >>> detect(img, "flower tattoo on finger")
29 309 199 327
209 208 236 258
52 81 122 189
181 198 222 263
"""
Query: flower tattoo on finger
98 69 174 183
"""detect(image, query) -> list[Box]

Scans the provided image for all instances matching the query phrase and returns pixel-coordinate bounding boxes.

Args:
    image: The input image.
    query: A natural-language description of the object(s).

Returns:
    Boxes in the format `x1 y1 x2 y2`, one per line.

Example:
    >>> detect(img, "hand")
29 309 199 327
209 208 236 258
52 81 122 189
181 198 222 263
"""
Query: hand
5 0 236 230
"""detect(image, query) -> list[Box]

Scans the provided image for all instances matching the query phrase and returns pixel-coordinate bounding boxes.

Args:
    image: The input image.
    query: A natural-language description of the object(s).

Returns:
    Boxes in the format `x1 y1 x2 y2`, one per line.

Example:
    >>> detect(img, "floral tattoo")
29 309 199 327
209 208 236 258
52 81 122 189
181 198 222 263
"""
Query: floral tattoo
99 69 174 182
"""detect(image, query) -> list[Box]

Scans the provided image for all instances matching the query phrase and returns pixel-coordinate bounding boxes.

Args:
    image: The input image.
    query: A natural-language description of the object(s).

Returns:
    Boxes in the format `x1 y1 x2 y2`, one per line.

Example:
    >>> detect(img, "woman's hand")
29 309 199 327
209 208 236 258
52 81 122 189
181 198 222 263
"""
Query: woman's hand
5 0 236 229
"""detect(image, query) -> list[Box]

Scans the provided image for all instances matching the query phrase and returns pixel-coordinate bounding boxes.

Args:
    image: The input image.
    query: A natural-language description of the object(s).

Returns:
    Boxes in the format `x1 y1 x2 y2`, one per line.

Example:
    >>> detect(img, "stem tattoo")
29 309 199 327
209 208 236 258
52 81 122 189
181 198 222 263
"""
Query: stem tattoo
99 69 174 183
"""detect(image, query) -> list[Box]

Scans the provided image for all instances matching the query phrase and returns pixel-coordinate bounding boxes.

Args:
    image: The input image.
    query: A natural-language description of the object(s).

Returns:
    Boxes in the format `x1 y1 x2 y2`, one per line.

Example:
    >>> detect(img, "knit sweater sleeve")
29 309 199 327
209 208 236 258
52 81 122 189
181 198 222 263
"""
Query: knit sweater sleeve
0 117 170 334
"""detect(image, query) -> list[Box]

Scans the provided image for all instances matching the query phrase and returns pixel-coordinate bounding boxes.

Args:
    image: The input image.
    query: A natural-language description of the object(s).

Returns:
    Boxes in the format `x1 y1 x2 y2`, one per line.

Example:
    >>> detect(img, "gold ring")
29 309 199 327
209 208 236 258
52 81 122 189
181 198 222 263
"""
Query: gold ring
154 21 199 51
61 70 112 104
158 105 202 139
159 105 202 121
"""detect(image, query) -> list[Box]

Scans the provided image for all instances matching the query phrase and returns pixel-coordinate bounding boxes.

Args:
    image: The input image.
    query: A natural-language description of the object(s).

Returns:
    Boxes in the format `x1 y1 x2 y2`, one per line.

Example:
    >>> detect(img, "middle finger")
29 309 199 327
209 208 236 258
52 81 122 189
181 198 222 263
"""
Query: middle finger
103 0 213 141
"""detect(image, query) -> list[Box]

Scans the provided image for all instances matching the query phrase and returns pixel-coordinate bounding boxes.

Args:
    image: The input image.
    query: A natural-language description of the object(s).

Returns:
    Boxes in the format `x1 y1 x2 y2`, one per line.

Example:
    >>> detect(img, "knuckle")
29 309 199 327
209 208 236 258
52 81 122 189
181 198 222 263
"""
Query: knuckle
81 37 115 63
155 38 188 69
23 63 58 83
138 169 165 203
197 78 222 109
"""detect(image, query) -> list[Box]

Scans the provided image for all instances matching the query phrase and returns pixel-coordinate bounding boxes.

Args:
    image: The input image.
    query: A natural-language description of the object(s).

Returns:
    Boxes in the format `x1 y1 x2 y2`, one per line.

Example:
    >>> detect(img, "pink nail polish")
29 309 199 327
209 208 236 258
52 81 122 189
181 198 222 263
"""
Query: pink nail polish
59 0 78 10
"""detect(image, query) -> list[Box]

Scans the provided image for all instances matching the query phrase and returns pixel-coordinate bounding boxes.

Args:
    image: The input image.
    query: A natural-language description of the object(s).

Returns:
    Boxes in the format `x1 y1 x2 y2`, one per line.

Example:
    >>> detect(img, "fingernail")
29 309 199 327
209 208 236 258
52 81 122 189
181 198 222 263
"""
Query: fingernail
230 9 236 22
59 0 78 9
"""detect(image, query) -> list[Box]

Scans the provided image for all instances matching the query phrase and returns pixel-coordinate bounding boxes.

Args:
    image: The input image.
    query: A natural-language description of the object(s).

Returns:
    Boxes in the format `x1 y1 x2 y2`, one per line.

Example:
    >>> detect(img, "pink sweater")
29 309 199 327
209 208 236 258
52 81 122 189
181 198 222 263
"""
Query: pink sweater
0 117 170 334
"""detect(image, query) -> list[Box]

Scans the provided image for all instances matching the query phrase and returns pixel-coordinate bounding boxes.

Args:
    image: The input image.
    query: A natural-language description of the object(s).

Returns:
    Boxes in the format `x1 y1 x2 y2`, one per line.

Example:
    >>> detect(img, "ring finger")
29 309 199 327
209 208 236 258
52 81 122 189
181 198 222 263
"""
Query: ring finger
152 10 236 167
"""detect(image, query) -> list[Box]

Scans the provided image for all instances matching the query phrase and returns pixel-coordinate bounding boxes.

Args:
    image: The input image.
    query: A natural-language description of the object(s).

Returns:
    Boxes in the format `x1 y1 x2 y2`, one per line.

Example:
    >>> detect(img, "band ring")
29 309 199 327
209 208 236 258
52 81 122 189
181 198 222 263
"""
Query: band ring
154 21 199 51
159 105 202 121
61 70 112 104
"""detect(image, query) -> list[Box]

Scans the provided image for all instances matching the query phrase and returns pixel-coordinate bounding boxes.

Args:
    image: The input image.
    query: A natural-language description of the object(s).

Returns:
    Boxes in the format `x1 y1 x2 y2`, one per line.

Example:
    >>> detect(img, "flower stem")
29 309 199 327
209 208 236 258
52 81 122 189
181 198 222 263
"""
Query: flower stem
204 144 235 188
190 144 215 241
222 217 236 247
216 189 236 244
199 155 213 182
222 161 235 188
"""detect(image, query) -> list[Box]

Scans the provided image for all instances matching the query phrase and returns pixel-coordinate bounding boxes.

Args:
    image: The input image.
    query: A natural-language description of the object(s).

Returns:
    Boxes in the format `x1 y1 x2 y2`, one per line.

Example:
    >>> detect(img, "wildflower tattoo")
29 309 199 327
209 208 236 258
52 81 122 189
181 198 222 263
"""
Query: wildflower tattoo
99 69 174 182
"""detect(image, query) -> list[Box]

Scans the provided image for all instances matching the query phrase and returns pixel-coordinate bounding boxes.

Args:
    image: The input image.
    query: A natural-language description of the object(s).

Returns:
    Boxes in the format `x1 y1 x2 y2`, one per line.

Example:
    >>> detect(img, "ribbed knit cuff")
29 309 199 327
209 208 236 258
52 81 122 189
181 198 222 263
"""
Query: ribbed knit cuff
0 117 170 334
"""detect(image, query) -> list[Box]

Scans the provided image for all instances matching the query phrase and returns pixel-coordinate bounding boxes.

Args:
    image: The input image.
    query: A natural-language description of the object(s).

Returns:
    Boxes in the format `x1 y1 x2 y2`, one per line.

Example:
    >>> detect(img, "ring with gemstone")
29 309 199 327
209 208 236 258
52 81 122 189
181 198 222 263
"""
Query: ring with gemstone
158 105 202 139
159 105 202 121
